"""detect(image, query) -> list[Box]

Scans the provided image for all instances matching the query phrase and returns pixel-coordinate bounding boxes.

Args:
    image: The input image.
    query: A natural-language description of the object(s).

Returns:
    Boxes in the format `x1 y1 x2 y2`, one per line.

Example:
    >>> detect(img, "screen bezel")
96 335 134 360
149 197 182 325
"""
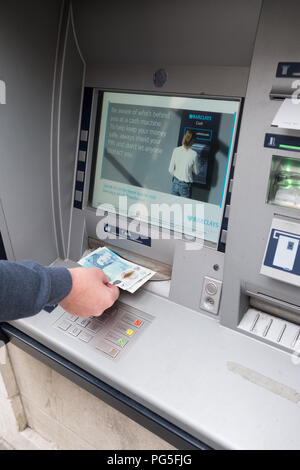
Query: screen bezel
86 88 241 246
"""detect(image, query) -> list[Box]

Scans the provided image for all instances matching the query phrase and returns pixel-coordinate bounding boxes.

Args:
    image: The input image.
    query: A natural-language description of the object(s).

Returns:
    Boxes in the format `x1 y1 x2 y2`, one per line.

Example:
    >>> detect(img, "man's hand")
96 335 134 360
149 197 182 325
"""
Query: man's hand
59 267 119 318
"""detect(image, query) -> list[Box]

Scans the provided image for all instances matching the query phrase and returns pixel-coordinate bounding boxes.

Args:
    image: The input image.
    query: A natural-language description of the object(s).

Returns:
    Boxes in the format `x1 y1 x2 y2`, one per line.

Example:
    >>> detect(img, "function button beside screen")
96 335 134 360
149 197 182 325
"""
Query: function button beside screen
78 331 93 343
95 341 120 358
75 190 83 202
76 170 84 183
224 205 230 219
76 318 91 328
58 320 72 331
80 130 88 142
68 325 82 337
78 150 86 162
220 230 227 244
105 331 128 348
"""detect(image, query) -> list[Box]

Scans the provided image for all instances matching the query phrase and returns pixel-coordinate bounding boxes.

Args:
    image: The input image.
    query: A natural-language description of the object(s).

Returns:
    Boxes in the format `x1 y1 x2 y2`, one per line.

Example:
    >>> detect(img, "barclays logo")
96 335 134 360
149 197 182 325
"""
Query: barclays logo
0 79 6 104
189 113 212 121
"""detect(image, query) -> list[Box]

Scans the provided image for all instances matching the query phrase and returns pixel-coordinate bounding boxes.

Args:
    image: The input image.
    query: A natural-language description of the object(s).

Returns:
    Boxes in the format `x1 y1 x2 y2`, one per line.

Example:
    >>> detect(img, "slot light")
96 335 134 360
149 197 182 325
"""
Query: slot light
279 144 300 151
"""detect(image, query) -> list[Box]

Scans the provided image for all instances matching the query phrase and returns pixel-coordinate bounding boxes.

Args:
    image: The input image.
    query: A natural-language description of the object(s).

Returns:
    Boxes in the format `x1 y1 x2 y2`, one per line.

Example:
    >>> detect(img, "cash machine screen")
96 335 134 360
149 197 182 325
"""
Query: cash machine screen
90 91 240 244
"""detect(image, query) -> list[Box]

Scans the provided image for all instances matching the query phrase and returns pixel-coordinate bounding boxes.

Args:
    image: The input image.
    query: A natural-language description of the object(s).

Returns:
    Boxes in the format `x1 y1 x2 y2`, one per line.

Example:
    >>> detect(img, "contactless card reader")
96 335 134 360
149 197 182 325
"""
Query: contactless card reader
261 217 300 286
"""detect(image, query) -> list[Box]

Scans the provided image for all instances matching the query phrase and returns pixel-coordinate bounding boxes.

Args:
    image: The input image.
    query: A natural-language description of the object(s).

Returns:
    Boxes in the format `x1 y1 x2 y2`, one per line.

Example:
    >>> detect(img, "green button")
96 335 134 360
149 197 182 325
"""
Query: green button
118 338 126 346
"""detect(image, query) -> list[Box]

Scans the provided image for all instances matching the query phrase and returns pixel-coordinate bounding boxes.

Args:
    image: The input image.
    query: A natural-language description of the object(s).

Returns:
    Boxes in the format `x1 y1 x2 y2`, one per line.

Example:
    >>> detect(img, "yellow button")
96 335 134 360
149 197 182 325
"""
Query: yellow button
126 329 134 336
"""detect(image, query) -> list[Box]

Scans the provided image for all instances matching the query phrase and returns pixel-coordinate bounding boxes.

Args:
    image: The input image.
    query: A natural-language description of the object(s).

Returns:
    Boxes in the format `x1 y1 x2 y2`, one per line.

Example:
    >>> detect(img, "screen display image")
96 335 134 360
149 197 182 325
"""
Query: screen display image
90 92 240 244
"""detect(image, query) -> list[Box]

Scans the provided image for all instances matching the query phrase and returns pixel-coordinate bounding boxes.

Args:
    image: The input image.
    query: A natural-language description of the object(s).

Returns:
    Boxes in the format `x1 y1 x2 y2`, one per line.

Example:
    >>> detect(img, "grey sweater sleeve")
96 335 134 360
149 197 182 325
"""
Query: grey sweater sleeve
0 260 73 321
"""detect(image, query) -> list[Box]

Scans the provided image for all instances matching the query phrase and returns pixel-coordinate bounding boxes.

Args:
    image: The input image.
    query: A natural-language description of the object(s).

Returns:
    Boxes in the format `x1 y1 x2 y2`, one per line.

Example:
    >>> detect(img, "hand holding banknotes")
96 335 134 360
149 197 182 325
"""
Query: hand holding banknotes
79 247 156 293
59 267 119 318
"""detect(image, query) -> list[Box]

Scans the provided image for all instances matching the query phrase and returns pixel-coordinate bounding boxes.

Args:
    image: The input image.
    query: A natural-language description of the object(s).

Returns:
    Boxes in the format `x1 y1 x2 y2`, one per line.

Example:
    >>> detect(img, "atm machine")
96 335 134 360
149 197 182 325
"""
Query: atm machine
2 0 300 450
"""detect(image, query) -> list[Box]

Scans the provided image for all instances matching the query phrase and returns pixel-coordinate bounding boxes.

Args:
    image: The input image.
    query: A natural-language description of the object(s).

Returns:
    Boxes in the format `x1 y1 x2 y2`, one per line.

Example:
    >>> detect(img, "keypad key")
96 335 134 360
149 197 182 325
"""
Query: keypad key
69 325 82 337
95 341 120 358
87 320 103 333
63 313 78 322
78 331 93 343
58 320 72 331
76 318 91 328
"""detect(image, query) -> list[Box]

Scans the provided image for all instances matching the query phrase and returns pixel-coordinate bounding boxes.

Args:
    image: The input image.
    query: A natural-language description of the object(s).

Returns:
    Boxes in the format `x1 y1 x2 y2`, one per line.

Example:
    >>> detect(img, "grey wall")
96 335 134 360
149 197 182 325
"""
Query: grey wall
0 0 63 263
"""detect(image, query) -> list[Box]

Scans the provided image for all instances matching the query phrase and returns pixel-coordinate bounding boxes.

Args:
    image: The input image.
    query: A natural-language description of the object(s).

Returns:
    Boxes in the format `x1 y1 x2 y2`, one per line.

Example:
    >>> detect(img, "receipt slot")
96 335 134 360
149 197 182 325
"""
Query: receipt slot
261 218 300 286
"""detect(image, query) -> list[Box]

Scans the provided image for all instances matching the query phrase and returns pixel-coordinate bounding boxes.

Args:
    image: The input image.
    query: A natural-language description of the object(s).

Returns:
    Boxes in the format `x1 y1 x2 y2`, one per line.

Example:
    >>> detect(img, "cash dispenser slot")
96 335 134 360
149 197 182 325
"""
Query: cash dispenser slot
88 237 172 281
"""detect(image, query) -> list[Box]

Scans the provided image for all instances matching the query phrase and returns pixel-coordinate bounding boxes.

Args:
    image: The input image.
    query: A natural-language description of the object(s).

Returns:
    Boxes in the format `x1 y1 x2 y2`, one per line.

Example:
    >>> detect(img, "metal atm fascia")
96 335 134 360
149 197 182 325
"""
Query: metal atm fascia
5 0 300 451
10 75 300 450
221 0 300 336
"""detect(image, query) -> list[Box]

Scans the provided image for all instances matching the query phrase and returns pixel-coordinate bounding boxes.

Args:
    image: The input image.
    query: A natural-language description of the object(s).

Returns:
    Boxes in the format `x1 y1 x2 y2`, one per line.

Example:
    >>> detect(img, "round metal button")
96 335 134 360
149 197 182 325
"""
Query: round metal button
205 282 217 296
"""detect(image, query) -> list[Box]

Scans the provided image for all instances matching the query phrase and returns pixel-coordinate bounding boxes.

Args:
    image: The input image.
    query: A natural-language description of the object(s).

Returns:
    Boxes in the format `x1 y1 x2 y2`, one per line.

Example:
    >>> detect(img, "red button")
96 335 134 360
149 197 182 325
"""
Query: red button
134 320 142 327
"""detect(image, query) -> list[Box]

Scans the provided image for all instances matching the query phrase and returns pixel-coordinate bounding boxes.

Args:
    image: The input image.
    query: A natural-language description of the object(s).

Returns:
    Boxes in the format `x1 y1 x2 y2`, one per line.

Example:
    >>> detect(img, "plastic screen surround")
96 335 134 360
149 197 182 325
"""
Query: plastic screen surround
90 91 240 244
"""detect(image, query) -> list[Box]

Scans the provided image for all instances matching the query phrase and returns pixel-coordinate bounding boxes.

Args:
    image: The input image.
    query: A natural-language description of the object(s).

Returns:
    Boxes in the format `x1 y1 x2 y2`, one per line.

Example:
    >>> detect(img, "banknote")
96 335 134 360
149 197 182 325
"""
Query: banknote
126 271 155 294
78 247 155 292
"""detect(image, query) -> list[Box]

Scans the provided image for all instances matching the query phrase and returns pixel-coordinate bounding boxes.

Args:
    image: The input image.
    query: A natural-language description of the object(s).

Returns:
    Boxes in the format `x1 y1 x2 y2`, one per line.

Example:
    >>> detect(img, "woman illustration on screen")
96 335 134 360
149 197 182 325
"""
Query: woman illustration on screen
168 130 200 198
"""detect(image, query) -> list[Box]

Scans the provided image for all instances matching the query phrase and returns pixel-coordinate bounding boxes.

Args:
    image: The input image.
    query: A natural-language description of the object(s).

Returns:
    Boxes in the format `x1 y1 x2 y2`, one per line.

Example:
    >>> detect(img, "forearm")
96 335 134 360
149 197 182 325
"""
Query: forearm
0 260 72 321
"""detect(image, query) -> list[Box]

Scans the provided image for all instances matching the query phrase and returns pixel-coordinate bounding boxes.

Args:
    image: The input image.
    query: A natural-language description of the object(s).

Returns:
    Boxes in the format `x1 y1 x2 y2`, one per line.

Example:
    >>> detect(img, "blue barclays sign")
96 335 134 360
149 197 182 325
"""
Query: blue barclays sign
189 113 212 121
